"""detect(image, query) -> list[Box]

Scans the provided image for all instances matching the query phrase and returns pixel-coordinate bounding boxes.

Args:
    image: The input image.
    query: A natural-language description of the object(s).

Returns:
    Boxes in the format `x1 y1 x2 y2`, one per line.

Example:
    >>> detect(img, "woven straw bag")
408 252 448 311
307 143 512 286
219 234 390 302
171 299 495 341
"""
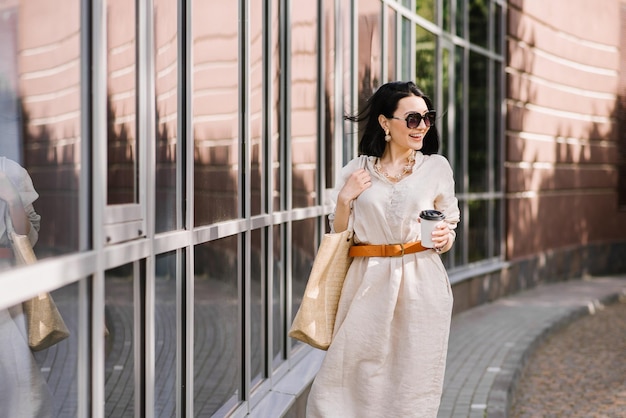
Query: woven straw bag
289 229 353 350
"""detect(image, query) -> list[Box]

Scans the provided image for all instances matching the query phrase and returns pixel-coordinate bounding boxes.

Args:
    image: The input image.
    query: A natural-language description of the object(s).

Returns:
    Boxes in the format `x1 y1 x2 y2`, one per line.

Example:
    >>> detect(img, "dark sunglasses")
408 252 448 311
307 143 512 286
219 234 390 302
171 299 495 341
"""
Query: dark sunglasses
390 110 436 128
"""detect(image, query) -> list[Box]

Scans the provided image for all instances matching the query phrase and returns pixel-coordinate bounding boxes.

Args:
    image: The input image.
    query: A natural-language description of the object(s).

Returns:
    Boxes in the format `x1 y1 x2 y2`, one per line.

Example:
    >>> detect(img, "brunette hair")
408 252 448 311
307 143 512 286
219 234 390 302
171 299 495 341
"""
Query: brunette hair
346 81 439 157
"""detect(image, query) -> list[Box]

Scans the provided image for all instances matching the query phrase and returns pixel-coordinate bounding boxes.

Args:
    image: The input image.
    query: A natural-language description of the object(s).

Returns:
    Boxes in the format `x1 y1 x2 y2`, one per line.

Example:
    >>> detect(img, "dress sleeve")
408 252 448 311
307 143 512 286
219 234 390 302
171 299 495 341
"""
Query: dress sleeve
2 158 41 246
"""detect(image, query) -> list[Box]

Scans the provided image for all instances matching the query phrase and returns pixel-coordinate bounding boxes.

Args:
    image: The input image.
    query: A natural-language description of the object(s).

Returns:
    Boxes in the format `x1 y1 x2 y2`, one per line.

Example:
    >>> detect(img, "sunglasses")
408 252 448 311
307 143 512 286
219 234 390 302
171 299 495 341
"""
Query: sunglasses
390 110 436 129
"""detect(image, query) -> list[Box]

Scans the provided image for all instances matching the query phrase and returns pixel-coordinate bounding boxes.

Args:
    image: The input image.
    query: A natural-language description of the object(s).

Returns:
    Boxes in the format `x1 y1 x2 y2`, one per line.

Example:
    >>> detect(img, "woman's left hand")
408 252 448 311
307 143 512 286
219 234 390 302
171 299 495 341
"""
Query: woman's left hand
431 222 451 252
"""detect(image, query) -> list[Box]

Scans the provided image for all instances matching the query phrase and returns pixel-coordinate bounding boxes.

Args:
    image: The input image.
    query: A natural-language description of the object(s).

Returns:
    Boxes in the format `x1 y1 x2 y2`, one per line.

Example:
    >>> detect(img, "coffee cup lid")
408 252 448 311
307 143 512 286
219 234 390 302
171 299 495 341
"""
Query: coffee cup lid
419 209 445 221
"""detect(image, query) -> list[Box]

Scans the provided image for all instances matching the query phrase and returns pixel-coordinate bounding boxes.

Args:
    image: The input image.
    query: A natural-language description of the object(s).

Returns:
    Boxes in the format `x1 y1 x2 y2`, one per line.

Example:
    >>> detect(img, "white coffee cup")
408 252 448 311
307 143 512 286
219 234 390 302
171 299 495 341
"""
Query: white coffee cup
419 210 445 248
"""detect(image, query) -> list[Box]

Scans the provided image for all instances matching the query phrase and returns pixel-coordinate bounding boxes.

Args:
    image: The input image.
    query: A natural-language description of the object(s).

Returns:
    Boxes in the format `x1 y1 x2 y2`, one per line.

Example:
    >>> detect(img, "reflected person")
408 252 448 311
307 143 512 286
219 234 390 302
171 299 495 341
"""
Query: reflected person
0 156 53 418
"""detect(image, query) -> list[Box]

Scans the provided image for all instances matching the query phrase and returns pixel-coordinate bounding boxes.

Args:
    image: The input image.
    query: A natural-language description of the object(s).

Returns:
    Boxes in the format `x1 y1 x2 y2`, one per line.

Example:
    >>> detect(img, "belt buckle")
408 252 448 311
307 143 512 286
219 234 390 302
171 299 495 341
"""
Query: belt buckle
393 243 405 257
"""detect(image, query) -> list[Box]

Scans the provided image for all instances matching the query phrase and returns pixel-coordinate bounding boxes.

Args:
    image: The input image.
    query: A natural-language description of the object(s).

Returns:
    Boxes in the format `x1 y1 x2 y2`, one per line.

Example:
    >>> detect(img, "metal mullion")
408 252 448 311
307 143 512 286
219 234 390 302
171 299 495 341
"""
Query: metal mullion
261 0 276 378
317 0 325 208
183 0 195 412
78 0 92 413
498 4 507 260
461 43 469 266
263 0 275 377
91 0 108 414
333 0 344 177
138 0 157 412
281 0 292 359
239 0 252 406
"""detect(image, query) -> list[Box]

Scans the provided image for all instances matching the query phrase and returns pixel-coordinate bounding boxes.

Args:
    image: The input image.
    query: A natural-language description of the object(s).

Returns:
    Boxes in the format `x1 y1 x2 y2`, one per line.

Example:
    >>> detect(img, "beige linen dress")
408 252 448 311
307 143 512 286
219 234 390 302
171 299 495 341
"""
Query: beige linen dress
306 153 460 418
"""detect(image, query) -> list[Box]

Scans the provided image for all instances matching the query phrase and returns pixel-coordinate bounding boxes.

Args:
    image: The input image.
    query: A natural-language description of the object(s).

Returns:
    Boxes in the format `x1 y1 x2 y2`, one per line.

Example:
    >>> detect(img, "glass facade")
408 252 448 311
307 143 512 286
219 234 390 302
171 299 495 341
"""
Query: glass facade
0 0 504 416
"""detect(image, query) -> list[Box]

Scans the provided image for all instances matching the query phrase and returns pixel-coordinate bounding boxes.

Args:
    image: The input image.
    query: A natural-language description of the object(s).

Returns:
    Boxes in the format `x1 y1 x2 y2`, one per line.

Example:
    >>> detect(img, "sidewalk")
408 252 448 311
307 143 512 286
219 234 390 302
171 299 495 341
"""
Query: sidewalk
438 275 626 418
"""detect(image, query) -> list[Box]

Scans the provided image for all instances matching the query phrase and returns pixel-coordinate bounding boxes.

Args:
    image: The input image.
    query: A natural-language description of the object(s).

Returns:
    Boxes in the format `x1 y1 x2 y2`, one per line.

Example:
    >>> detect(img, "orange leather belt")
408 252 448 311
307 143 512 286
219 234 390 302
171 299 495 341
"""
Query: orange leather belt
0 248 13 259
349 241 429 257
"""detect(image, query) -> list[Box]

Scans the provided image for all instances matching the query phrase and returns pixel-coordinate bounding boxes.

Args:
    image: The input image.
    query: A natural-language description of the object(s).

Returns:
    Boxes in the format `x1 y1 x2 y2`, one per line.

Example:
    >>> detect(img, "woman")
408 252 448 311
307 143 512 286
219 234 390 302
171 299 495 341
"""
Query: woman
0 156 53 418
306 81 460 417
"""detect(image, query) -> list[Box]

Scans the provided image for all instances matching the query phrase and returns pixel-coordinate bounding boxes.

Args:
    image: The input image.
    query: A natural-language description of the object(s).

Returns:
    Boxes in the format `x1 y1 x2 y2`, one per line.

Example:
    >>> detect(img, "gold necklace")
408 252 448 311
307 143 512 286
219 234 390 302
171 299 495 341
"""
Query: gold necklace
374 151 416 182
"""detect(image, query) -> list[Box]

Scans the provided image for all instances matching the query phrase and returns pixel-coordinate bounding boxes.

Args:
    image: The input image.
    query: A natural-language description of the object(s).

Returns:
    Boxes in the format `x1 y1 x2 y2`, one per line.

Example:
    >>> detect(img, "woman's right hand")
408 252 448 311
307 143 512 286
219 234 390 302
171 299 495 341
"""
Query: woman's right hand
337 168 372 205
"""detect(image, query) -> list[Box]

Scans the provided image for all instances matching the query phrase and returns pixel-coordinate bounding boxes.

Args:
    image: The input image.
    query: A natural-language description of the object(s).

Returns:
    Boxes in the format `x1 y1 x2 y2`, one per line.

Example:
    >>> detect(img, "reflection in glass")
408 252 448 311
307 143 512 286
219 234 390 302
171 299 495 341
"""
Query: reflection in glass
401 17 412 80
155 252 178 416
105 263 136 417
357 0 382 107
270 0 282 211
442 0 452 32
290 1 319 209
387 7 397 82
415 26 435 97
290 218 317 349
440 48 450 161
194 236 240 415
494 3 503 54
154 0 179 233
3 284 79 417
456 0 465 37
415 0 435 23
468 199 488 262
272 224 283 367
454 46 464 194
193 3 239 225
251 0 264 216
250 229 264 387
493 62 502 191
324 0 336 190
1 1 82 255
469 0 489 48
468 51 488 193
107 0 138 205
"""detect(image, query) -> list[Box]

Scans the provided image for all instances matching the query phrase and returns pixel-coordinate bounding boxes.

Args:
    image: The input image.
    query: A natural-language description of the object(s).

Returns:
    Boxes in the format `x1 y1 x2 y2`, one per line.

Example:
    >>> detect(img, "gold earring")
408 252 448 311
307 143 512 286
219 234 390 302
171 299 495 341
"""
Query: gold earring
384 130 391 142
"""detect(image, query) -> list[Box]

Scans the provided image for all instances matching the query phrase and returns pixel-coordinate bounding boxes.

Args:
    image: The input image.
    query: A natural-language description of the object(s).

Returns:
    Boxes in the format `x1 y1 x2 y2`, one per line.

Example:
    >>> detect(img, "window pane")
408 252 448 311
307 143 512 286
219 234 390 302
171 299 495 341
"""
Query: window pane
456 0 465 37
251 228 264 387
468 51 488 193
290 218 317 350
494 61 502 192
400 17 412 82
155 252 178 416
270 0 282 211
442 0 452 32
454 46 465 194
387 6 397 82
440 47 451 156
468 199 488 262
494 3 503 54
272 224 283 367
251 0 264 216
1 283 79 416
1 1 82 257
154 0 179 233
469 0 489 48
415 26 435 98
291 1 319 209
194 236 240 414
107 0 138 205
105 263 137 417
324 0 336 190
358 0 382 103
416 0 435 23
193 3 239 225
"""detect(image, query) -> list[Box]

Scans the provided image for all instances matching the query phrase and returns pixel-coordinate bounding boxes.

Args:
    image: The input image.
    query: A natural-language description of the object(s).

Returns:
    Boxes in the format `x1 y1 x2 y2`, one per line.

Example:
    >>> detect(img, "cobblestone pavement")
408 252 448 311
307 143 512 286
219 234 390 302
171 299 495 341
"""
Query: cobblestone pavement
510 298 626 418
